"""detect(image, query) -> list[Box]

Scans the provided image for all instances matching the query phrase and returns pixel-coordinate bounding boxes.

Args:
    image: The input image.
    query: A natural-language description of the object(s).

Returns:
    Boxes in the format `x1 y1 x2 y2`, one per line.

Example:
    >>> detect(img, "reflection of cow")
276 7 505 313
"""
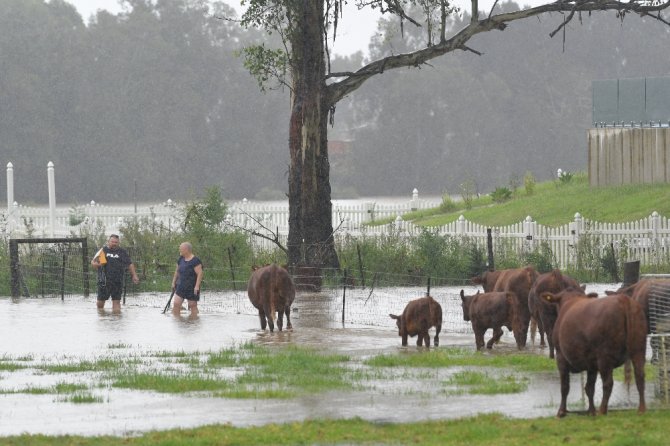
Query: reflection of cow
247 264 296 332
389 295 442 347
460 290 517 350
607 278 670 363
543 289 647 417
489 266 539 349
528 269 583 358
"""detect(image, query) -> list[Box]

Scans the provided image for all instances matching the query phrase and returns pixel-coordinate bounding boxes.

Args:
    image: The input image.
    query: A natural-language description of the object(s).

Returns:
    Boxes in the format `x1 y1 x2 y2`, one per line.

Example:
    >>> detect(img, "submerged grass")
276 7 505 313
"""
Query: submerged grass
364 348 556 373
3 411 670 445
444 371 529 395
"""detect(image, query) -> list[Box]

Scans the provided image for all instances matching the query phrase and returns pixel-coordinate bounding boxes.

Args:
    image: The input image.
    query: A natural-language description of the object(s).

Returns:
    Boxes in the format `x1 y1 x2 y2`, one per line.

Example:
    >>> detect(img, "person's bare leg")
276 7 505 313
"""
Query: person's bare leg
188 300 199 316
96 300 105 310
172 295 184 315
112 300 121 313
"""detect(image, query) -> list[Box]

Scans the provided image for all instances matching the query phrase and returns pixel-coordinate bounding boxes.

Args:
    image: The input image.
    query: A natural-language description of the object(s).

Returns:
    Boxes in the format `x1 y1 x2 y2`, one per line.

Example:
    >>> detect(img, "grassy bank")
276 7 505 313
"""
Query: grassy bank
397 173 670 227
4 410 669 445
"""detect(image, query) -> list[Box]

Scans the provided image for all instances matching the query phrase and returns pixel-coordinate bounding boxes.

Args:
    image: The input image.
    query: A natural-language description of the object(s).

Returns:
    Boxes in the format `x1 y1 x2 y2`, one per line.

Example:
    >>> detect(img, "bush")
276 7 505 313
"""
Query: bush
439 190 457 213
490 187 512 204
524 171 536 196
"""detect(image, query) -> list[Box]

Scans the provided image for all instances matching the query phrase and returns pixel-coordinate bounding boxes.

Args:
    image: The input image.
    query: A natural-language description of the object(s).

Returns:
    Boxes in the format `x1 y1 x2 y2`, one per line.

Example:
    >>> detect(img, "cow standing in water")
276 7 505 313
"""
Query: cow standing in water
473 267 539 349
528 269 583 358
543 289 647 417
389 295 442 347
460 290 518 350
247 264 296 332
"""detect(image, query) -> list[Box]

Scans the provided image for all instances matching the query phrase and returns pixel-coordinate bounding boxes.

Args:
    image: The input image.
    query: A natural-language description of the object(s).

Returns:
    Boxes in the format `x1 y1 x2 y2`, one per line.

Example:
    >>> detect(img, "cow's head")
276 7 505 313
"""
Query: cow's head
459 289 476 321
389 313 404 335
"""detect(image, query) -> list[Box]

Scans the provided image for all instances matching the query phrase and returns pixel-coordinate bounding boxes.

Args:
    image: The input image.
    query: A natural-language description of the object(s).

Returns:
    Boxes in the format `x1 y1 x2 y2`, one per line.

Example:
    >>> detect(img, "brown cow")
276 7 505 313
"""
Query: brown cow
528 269 583 358
460 290 518 350
470 270 503 292
543 289 647 417
389 295 442 347
607 278 670 363
490 266 539 349
247 264 296 332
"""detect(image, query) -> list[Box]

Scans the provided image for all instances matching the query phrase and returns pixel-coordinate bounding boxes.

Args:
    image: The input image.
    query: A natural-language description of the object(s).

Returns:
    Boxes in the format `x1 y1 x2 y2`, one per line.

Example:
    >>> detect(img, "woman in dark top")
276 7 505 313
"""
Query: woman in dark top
171 241 203 316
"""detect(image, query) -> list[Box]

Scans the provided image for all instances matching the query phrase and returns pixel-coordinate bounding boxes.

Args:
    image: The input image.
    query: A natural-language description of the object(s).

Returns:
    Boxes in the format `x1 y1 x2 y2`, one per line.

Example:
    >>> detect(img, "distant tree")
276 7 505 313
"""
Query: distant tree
240 0 670 270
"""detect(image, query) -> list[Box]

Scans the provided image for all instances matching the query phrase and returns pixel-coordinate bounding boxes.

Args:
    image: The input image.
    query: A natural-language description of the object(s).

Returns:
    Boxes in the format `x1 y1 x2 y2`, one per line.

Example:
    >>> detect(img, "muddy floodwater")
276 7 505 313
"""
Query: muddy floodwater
0 284 657 437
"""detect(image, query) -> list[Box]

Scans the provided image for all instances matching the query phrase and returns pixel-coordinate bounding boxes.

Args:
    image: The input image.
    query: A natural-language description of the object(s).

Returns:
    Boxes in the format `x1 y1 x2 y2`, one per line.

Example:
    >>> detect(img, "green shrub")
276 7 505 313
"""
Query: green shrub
523 171 535 196
490 187 512 204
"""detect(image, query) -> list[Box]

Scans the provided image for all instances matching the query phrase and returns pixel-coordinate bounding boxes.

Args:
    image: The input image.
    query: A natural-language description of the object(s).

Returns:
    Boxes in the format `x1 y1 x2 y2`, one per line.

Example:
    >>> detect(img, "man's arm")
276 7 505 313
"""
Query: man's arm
128 263 140 284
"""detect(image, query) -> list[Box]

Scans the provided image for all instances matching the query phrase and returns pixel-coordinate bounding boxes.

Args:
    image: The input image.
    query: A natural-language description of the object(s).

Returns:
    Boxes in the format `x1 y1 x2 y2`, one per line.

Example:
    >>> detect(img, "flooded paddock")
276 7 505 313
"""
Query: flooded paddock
0 284 660 436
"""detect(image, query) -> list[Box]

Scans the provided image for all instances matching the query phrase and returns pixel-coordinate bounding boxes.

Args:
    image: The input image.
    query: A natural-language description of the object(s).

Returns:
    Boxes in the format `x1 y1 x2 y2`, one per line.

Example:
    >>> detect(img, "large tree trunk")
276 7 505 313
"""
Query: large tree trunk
287 1 339 271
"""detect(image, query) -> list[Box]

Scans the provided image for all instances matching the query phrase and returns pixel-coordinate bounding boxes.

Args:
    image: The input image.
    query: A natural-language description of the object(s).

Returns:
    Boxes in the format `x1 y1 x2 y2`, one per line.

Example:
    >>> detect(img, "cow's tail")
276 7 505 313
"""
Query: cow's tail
270 265 278 324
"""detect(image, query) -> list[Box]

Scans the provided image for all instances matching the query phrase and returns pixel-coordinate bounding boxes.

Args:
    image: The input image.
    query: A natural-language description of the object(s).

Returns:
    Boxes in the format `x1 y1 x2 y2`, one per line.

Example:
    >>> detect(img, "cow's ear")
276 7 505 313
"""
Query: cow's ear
459 289 465 299
581 284 587 291
587 292 599 298
389 314 400 320
604 290 616 295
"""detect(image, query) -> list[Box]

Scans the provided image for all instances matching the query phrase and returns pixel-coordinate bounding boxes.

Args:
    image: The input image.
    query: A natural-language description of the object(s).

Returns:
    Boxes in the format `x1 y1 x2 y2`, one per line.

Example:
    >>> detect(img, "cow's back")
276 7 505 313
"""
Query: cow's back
470 292 512 329
555 294 646 370
403 296 441 334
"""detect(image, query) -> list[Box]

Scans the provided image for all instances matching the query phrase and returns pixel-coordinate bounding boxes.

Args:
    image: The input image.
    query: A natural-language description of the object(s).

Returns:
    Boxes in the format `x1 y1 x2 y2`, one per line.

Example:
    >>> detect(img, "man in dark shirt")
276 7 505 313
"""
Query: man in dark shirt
91 234 139 312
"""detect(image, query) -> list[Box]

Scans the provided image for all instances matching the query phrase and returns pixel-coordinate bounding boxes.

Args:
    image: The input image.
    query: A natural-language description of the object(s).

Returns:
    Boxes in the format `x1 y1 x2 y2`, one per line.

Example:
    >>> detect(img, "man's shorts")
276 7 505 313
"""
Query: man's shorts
97 281 123 301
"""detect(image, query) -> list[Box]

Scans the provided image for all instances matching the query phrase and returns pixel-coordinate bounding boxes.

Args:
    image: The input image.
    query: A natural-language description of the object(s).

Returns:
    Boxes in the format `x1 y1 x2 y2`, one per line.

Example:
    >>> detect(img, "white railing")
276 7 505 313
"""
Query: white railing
3 197 670 270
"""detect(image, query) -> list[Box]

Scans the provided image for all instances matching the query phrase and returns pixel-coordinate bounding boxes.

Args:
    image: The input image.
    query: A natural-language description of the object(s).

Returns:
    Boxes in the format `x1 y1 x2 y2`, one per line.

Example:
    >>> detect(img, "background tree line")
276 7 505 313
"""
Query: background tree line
1 0 670 206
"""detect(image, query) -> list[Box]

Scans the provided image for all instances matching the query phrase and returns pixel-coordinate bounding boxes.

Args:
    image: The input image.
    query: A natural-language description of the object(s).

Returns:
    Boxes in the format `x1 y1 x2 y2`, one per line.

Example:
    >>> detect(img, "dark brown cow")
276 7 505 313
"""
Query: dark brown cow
490 266 539 349
528 269 583 358
247 264 296 332
470 270 503 292
543 289 647 417
460 290 518 350
389 295 442 347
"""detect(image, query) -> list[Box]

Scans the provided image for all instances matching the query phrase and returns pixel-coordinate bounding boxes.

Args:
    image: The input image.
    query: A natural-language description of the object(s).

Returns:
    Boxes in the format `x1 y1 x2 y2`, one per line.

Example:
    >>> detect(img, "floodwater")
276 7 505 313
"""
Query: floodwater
0 284 658 437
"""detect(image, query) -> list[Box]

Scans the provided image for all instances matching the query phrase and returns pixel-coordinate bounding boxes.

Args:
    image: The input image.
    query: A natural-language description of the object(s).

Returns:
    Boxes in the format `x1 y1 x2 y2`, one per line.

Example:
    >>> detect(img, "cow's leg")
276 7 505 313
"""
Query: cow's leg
487 327 503 349
474 326 485 351
434 323 441 347
277 306 284 332
585 369 598 416
556 354 570 417
402 332 408 347
416 334 423 346
285 306 292 330
598 367 614 415
264 304 275 332
631 352 647 414
258 309 267 330
424 331 431 348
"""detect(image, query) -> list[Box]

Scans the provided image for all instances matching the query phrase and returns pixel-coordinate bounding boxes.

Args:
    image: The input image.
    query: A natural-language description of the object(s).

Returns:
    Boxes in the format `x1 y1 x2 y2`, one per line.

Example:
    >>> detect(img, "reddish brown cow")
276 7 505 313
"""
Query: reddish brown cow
543 289 647 417
460 290 518 350
389 295 442 347
247 264 296 332
528 269 583 358
490 266 539 349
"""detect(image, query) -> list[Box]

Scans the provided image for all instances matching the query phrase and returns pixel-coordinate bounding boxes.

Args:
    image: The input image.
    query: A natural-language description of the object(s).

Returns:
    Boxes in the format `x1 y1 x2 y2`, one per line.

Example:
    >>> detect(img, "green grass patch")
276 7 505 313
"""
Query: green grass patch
40 357 141 374
445 371 529 395
411 173 670 227
57 392 104 404
2 411 670 445
364 348 556 372
111 372 231 393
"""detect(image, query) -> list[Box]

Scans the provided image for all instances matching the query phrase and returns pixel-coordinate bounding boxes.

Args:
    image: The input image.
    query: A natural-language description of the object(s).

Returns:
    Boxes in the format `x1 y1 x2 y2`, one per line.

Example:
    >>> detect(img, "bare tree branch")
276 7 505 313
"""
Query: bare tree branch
326 0 670 105
225 211 288 255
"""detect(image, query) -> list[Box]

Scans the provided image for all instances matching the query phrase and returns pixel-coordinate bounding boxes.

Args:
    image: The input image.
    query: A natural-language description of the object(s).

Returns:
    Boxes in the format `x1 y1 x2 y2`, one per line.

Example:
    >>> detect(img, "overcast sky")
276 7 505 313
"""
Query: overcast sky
62 0 545 56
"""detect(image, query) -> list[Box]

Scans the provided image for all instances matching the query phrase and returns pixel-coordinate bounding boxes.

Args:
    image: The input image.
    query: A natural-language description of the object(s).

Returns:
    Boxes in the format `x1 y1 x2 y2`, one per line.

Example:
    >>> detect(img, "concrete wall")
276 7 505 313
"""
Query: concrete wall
588 127 670 186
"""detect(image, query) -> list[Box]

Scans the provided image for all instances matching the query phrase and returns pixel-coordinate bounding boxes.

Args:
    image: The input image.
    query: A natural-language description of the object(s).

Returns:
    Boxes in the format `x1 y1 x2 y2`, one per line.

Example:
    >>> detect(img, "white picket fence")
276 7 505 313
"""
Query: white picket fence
3 197 670 269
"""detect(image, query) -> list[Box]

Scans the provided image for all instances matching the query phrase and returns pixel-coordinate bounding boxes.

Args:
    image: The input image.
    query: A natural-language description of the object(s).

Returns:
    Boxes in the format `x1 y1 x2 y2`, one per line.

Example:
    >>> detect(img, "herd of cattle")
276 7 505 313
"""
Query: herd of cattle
246 264 669 417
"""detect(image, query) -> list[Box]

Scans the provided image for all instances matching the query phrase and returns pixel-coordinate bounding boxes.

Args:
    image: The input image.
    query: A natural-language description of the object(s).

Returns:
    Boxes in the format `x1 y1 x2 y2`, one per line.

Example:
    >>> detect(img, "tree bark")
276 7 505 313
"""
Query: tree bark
287 0 340 270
